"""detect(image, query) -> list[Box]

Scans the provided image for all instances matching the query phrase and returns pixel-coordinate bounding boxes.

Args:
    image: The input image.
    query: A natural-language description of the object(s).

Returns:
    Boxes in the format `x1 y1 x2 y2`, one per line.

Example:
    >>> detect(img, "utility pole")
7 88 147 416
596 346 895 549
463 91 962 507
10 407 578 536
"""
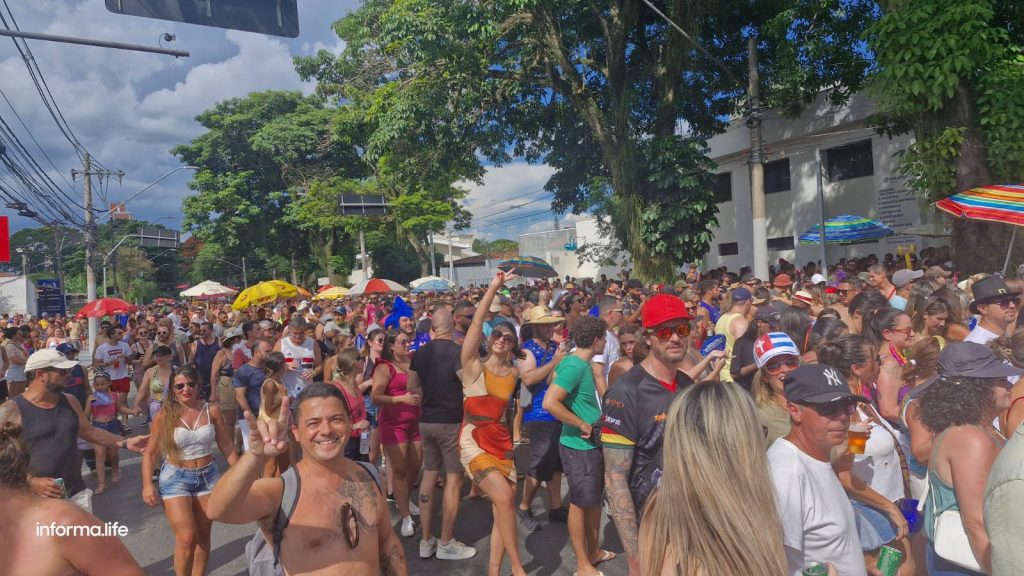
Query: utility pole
72 152 123 363
53 227 65 290
429 232 436 277
290 255 297 286
748 36 768 281
447 230 456 288
359 230 369 281
815 148 828 272
241 256 248 288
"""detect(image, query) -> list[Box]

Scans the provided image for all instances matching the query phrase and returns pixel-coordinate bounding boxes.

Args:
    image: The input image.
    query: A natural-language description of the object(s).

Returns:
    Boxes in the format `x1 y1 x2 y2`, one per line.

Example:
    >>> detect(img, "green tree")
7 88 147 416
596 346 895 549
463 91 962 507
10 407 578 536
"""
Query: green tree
473 238 519 255
866 0 1024 273
295 0 874 280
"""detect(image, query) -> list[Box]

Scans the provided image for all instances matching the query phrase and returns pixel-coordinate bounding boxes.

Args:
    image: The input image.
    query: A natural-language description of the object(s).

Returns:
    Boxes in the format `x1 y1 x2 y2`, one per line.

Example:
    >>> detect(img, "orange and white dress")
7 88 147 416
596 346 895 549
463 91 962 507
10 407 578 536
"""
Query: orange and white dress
459 367 517 484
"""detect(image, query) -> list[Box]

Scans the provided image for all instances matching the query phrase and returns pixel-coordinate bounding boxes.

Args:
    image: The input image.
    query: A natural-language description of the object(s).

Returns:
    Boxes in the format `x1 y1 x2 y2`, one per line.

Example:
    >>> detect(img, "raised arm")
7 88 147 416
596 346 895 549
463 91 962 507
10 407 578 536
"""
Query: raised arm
461 270 517 379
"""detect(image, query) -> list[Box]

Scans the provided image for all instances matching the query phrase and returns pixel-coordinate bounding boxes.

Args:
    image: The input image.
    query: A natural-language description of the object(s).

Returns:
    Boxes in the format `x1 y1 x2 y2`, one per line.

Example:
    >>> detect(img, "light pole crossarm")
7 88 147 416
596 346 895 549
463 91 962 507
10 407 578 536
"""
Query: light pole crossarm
96 166 199 219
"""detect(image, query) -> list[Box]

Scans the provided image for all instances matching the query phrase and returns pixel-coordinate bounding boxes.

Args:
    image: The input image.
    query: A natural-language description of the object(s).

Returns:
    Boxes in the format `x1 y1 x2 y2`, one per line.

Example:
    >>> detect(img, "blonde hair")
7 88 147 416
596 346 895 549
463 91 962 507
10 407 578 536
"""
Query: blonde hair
752 368 779 408
639 383 786 576
157 367 198 465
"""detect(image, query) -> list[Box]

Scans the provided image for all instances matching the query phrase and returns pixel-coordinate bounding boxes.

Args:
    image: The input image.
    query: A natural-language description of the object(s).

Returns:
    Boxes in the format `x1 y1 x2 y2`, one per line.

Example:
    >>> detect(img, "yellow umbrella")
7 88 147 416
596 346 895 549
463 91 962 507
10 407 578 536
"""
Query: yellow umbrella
312 286 349 301
231 280 299 310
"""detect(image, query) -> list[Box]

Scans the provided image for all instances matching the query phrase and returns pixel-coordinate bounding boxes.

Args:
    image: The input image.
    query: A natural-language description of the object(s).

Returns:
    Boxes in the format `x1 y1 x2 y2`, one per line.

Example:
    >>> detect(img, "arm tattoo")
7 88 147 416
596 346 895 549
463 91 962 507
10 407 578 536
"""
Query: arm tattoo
379 537 406 576
604 446 639 562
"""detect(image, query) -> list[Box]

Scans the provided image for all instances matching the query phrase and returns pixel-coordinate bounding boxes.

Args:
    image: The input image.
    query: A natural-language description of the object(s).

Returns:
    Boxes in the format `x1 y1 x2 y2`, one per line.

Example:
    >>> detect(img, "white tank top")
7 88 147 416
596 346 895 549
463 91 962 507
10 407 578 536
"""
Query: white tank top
280 336 315 398
173 403 214 460
851 405 904 502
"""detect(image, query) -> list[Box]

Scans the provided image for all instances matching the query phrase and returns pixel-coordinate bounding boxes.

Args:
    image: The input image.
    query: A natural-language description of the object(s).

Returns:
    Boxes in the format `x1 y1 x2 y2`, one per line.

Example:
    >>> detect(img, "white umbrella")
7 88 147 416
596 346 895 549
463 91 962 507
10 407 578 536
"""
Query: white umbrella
409 275 454 289
180 280 238 299
347 278 408 296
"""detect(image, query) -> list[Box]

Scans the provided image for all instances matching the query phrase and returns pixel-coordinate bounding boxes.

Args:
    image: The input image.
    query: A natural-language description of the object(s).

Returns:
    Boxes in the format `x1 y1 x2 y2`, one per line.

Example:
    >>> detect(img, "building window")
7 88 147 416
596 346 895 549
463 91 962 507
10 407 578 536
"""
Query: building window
718 242 739 256
714 172 732 203
827 139 874 182
767 236 795 251
764 159 791 194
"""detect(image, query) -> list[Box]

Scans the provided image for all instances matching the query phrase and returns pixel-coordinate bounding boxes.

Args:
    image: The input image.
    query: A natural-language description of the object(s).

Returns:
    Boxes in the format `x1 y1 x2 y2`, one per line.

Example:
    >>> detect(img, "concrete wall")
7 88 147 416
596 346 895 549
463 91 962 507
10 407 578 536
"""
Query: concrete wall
0 276 38 316
701 93 943 271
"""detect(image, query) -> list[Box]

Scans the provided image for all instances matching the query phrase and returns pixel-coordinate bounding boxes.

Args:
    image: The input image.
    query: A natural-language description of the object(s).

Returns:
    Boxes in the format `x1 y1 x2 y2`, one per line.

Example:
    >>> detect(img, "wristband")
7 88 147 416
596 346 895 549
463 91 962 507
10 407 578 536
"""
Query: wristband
120 438 127 450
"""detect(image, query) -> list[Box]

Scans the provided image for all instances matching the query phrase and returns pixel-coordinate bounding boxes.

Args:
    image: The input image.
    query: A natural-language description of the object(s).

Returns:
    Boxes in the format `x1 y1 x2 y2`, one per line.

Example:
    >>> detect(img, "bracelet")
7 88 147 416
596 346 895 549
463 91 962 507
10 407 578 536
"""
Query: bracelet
120 438 127 450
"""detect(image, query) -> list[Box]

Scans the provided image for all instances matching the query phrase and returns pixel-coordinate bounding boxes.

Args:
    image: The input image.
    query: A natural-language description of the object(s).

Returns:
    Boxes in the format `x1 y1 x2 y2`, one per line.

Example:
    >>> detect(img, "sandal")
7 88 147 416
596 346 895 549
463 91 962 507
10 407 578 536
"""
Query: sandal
111 470 122 484
94 483 106 495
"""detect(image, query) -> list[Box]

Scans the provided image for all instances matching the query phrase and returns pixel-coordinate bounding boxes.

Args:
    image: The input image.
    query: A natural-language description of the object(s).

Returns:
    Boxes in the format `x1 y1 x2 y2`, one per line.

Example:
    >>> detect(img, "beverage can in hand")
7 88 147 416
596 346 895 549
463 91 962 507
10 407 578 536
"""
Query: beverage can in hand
54 477 67 499
876 545 903 576
802 563 828 576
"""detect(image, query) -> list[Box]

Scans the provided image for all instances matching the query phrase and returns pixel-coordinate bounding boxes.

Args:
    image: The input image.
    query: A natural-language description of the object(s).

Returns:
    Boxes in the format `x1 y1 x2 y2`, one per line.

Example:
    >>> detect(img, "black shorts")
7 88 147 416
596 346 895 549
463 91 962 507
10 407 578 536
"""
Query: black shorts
559 444 604 508
525 421 563 481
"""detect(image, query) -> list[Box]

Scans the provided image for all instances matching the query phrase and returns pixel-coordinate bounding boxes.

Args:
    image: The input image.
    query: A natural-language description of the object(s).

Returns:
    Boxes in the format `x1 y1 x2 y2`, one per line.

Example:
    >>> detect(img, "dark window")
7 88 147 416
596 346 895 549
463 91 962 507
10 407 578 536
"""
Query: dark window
714 172 732 203
827 140 874 182
718 242 739 256
764 159 791 194
767 236 795 251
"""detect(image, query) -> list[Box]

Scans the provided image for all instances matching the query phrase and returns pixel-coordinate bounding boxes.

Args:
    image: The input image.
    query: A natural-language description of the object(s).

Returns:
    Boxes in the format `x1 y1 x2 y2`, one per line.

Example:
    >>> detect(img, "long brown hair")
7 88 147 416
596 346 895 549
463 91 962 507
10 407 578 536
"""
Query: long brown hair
157 366 200 465
0 420 29 490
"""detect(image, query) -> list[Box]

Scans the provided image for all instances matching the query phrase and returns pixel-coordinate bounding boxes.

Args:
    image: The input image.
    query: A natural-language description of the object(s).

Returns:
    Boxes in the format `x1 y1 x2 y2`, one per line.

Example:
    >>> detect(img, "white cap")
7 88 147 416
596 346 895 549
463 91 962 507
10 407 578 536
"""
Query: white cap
25 349 78 372
811 273 826 285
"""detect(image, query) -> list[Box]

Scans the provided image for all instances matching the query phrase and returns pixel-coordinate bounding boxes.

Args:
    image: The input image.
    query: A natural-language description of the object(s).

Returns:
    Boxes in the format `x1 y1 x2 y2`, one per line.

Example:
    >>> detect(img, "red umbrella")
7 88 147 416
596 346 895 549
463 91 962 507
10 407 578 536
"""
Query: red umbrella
75 297 138 319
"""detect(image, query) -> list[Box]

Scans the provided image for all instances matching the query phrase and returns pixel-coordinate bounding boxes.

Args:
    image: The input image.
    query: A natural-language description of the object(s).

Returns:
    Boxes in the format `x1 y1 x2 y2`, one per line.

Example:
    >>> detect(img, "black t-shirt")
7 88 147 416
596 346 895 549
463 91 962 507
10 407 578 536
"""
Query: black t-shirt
410 338 464 424
730 336 757 393
600 365 694 517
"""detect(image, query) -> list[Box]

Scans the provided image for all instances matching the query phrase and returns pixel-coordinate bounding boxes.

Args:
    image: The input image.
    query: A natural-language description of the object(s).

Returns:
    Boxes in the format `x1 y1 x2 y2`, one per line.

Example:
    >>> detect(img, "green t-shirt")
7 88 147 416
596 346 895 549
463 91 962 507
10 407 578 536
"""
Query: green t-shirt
552 354 601 451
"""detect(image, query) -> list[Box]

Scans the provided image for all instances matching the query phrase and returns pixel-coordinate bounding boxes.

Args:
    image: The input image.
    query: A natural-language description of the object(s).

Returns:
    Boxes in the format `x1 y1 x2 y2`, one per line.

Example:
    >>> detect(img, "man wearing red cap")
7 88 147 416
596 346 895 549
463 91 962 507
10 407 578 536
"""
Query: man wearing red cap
600 293 696 575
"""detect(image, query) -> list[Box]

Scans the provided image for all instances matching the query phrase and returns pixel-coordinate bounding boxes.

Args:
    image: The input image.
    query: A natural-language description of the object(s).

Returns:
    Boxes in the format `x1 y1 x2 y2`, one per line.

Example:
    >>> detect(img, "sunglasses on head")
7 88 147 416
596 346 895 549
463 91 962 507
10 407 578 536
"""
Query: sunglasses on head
491 332 515 344
174 382 197 391
800 400 857 418
653 323 691 342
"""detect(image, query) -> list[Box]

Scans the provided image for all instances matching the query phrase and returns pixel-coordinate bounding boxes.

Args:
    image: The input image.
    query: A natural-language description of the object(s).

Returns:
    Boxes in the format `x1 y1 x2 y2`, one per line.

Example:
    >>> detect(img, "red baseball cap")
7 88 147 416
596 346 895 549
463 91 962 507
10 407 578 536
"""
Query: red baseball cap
641 294 690 328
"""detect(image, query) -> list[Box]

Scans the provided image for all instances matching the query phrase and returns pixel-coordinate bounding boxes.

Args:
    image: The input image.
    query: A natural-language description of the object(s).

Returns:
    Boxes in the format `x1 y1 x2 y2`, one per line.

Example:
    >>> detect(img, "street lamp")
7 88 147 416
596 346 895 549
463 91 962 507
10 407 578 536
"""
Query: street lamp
215 257 248 288
14 248 26 276
95 166 199 219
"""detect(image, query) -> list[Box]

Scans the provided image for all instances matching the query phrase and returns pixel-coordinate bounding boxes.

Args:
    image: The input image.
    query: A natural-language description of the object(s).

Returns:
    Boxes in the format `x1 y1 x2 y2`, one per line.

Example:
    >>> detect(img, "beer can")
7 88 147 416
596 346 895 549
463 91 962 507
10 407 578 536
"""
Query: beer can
876 545 903 576
54 477 67 499
802 563 828 576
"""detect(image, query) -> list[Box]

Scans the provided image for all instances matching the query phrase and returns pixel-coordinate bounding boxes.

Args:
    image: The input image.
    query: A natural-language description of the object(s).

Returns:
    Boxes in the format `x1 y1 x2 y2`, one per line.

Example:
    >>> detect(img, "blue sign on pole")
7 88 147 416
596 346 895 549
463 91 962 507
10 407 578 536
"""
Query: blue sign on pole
36 279 66 317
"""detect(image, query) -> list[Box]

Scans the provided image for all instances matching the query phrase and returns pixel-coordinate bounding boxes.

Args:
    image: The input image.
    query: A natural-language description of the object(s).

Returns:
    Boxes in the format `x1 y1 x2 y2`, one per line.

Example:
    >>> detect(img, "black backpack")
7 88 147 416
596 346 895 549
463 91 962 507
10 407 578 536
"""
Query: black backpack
246 461 383 576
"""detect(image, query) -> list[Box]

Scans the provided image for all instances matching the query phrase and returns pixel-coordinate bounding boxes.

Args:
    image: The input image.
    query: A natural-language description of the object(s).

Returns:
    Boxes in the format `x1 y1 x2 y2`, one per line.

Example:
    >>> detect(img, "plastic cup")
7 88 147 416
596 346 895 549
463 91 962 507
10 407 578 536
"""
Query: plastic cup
847 422 869 454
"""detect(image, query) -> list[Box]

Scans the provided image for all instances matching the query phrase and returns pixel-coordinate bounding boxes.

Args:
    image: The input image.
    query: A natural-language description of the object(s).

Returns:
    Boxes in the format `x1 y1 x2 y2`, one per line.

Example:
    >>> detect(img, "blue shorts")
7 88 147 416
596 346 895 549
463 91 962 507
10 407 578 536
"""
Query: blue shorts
851 499 897 550
158 461 221 499
92 419 123 436
363 395 378 429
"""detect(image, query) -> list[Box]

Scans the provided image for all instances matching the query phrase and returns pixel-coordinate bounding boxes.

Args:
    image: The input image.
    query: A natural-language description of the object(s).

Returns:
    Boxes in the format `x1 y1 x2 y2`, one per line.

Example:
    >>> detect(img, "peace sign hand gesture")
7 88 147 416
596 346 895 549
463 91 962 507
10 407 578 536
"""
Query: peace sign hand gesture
491 269 519 289
243 396 291 459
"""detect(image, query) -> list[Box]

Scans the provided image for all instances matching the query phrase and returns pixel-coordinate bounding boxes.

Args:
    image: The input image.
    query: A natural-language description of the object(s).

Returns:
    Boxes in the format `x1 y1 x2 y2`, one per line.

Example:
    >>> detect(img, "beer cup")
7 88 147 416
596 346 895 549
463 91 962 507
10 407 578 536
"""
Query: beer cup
847 422 869 454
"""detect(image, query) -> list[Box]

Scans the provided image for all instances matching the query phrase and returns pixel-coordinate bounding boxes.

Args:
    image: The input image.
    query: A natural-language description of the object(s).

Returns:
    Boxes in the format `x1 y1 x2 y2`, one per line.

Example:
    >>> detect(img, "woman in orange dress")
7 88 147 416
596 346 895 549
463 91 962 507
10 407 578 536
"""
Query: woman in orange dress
460 269 527 576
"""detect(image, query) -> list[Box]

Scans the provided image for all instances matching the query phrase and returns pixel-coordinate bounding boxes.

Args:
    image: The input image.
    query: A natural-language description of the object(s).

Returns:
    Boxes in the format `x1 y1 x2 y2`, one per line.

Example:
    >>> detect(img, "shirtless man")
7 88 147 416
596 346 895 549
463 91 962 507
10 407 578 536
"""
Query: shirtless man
208 383 407 576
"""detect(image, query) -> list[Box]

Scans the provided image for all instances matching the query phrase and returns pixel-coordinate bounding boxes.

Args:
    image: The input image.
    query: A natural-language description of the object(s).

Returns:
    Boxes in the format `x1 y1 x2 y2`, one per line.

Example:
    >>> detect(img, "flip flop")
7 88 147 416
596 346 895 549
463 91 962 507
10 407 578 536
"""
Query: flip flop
94 483 106 495
592 550 616 566
111 470 122 484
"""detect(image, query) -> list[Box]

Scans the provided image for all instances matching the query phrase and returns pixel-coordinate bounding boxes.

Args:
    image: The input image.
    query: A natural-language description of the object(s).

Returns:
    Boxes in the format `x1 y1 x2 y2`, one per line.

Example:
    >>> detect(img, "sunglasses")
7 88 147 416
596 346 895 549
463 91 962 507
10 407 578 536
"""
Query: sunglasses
889 327 914 336
653 324 691 342
491 332 516 344
174 382 197 391
986 298 1019 309
800 400 857 418
764 357 800 375
44 367 70 375
157 331 169 336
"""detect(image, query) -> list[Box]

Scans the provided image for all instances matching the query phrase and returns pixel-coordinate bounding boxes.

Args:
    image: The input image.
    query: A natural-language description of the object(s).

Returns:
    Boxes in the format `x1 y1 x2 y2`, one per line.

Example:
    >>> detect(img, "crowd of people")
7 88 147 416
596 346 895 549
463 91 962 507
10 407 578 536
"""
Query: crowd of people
5 247 1024 575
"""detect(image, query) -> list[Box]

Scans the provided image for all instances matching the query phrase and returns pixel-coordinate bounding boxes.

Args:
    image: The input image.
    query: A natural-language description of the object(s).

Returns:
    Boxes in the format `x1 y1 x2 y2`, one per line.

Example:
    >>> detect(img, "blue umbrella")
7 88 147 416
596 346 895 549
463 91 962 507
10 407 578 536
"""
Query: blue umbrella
412 279 453 293
798 214 895 245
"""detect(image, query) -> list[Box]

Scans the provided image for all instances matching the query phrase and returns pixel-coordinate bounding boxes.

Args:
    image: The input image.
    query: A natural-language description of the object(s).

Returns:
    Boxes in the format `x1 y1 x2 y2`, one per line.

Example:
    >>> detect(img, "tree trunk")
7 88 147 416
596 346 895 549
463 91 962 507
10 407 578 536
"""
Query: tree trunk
948 84 1005 274
406 231 430 278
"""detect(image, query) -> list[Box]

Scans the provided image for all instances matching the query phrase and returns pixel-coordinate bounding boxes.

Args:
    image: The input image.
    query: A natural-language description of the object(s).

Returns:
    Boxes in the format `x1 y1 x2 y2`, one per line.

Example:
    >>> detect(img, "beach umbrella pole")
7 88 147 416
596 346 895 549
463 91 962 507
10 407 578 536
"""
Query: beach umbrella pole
1004 225 1018 276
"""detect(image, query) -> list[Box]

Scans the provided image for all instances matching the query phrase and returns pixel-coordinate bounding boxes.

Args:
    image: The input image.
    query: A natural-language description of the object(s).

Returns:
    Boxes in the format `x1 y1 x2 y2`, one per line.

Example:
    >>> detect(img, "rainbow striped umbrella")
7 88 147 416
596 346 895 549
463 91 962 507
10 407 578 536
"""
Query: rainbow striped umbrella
936 184 1024 273
497 255 558 278
798 214 894 245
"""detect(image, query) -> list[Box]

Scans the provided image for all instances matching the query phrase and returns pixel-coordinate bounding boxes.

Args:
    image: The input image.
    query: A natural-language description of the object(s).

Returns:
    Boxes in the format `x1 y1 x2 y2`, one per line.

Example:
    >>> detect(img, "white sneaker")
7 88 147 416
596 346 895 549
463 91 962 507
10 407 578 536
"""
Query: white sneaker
437 539 477 560
409 501 420 516
419 536 437 559
400 516 416 538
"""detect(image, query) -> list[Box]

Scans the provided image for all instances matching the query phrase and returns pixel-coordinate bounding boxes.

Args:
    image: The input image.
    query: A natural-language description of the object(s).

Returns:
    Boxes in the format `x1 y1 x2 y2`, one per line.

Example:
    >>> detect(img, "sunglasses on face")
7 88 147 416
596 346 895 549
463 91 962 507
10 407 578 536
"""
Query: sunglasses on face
889 327 914 336
653 323 691 342
157 331 168 336
987 298 1019 309
44 367 70 375
764 357 800 375
800 400 857 418
174 382 197 391
491 332 515 344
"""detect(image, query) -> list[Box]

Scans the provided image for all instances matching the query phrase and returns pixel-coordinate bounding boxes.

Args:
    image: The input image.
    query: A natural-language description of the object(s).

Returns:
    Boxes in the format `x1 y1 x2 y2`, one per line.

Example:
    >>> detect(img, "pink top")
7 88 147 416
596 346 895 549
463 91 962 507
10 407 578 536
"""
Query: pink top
90 391 117 420
333 382 368 438
376 360 419 426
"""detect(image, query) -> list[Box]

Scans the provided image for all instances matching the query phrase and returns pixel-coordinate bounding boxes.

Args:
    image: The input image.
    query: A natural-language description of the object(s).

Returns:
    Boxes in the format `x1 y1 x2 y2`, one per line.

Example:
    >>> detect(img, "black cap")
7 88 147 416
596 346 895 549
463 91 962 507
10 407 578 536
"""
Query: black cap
625 278 643 290
938 342 1024 380
740 272 757 283
755 306 780 326
784 364 870 405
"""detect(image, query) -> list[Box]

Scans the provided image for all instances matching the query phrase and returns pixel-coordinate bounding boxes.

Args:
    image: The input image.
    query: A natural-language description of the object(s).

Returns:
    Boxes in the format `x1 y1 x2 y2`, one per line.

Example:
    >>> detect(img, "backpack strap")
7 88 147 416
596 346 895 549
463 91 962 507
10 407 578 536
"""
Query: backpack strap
271 466 301 565
355 460 383 494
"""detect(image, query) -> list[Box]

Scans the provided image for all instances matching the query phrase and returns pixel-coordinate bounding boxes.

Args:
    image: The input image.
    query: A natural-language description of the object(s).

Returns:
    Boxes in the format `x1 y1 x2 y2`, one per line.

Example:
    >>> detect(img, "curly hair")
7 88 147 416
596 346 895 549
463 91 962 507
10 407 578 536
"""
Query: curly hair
918 376 1002 433
572 315 608 349
0 420 29 490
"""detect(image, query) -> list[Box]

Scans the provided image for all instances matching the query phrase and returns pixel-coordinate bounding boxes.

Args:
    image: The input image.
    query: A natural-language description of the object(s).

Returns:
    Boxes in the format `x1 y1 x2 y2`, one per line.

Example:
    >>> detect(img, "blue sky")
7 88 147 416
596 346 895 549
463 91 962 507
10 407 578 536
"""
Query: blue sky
0 0 562 242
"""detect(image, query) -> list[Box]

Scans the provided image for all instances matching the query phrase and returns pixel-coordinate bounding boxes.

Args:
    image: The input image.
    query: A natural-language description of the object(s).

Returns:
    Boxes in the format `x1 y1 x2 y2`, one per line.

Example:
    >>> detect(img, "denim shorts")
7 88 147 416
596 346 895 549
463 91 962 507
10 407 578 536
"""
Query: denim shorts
158 461 221 499
91 419 123 435
851 499 897 550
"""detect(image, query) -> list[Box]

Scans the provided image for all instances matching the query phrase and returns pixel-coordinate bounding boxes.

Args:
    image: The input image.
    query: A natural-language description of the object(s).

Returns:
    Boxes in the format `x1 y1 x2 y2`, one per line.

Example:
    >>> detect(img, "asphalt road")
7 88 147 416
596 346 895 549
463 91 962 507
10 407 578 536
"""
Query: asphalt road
90 416 629 576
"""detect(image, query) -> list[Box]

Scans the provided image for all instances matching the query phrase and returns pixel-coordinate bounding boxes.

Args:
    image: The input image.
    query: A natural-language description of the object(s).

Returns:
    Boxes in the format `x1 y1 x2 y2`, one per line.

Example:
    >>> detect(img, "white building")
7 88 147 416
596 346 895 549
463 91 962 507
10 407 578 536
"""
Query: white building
516 217 627 281
701 92 943 271
0 275 38 316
